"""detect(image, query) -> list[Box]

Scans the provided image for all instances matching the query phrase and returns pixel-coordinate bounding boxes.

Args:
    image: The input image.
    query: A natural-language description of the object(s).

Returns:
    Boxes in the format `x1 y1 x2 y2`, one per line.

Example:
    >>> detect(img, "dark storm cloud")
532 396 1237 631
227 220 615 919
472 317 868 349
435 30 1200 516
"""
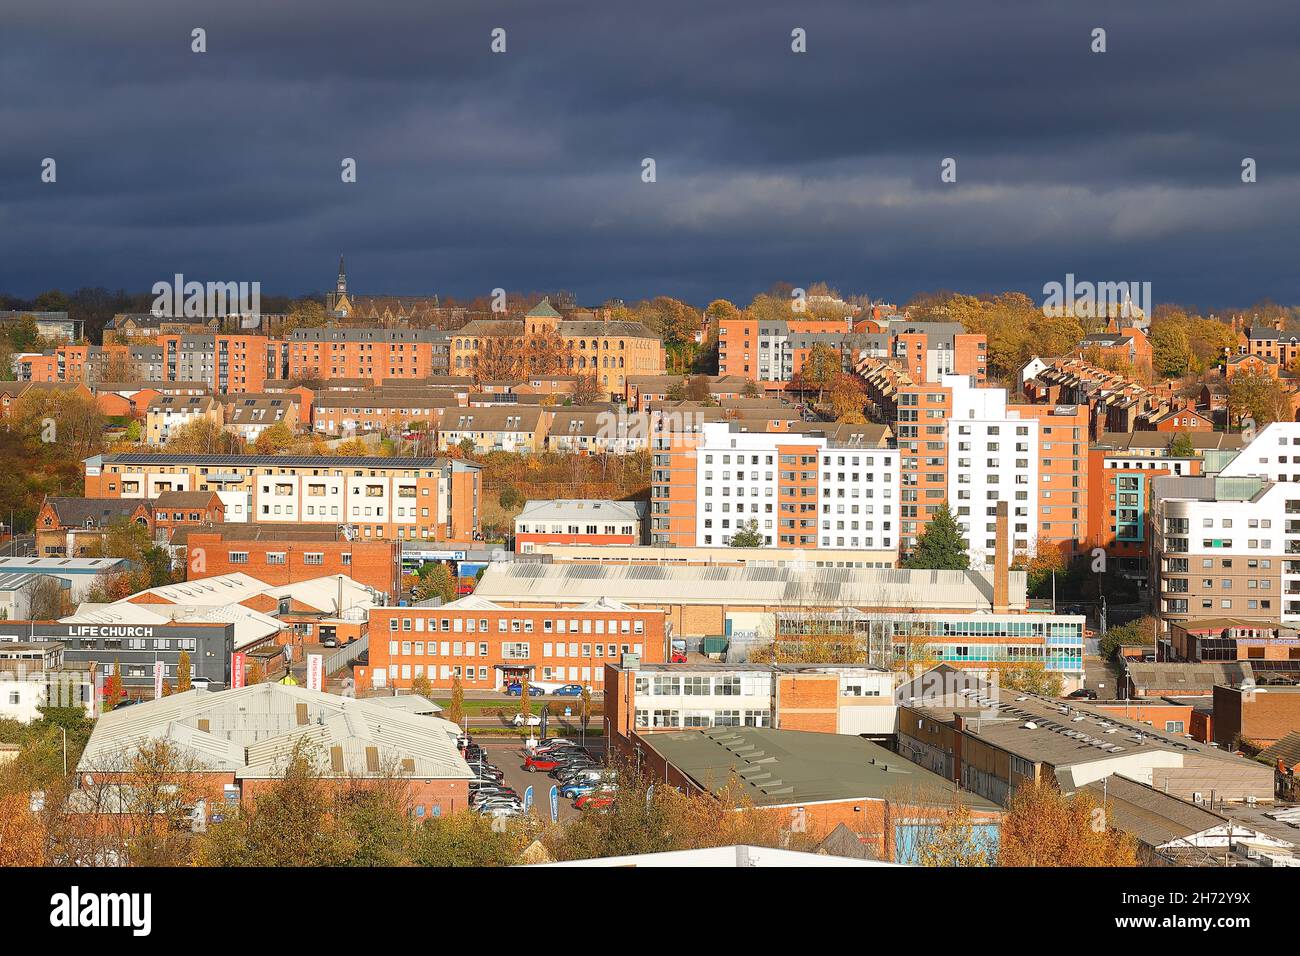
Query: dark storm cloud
2 0 1299 307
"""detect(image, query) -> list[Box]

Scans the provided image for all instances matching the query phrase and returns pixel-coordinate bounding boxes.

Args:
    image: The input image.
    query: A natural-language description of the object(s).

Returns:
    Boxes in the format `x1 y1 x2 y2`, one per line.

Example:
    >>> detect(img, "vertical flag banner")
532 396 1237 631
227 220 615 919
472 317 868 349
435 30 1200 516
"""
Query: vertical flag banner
550 785 559 822
231 652 247 689
307 653 324 691
524 785 534 812
153 660 164 699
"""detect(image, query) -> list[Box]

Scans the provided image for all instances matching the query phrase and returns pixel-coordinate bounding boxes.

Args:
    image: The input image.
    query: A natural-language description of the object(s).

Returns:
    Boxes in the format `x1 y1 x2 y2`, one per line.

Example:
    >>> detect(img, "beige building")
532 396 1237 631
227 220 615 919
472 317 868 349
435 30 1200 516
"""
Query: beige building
145 394 222 445
436 405 547 454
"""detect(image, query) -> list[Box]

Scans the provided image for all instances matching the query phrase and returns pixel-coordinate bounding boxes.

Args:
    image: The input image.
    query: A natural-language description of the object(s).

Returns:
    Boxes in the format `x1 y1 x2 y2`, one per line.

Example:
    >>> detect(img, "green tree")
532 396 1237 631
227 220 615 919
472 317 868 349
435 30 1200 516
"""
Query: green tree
728 520 764 548
1168 431 1196 458
498 485 525 511
1098 616 1157 662
408 812 525 866
903 502 970 570
1150 321 1192 378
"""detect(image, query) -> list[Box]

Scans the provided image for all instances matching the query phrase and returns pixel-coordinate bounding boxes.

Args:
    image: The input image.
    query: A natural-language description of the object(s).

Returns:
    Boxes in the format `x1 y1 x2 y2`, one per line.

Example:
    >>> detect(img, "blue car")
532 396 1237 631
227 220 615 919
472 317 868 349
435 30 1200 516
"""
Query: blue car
552 684 584 697
559 780 599 799
505 683 545 697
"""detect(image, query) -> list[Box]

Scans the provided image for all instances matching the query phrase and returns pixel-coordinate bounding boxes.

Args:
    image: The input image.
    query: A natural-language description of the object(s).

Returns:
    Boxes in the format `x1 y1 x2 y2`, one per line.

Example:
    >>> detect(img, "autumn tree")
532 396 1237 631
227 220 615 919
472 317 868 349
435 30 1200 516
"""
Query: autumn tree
247 661 266 686
198 741 415 867
827 373 867 421
1227 367 1288 429
413 562 455 604
798 344 841 402
999 662 1065 698
411 673 434 701
408 811 527 866
912 798 996 867
0 792 47 865
164 417 243 454
23 574 68 620
176 649 192 694
998 778 1137 867
568 372 604 406
12 387 105 460
335 437 371 456
446 676 465 727
102 661 124 712
280 298 328 335
253 420 296 455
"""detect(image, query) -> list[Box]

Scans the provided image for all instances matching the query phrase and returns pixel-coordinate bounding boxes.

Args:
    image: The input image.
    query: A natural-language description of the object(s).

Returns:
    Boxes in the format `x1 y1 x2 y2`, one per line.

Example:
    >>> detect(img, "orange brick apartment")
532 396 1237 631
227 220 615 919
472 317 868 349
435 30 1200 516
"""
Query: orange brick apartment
83 452 481 541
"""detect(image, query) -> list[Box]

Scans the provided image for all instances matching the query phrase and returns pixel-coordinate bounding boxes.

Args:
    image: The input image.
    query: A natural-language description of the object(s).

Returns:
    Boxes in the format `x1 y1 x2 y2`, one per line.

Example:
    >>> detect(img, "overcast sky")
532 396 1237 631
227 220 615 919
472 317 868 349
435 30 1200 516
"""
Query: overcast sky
2 0 1298 309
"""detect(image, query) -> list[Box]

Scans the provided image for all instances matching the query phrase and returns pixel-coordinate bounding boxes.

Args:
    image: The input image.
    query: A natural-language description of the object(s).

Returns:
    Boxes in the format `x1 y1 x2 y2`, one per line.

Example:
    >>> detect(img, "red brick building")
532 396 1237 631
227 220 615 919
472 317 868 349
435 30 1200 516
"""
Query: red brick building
357 595 666 692
1213 684 1300 748
181 524 402 599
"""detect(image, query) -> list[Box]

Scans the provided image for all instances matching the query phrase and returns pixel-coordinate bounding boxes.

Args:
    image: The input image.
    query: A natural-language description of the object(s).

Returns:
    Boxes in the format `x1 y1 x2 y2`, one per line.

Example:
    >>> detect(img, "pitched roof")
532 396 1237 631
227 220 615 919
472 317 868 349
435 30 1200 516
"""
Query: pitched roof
42 497 148 527
526 297 562 319
77 683 472 780
1258 731 1300 770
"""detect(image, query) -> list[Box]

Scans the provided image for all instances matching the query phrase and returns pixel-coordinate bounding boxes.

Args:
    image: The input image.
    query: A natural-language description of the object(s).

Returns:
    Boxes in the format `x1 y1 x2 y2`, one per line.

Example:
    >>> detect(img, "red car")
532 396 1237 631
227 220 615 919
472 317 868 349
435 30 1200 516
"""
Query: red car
575 792 615 810
524 754 563 772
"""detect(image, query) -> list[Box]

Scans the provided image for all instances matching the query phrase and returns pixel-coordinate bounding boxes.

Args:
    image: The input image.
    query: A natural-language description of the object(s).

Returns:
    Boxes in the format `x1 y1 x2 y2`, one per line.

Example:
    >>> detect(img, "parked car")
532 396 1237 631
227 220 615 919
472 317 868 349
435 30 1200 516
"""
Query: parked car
524 753 564 772
506 683 545 697
559 780 602 799
550 760 597 779
528 740 579 756
575 791 616 810
556 766 604 785
552 684 584 697
512 713 543 727
476 804 522 818
1067 688 1098 700
471 790 520 806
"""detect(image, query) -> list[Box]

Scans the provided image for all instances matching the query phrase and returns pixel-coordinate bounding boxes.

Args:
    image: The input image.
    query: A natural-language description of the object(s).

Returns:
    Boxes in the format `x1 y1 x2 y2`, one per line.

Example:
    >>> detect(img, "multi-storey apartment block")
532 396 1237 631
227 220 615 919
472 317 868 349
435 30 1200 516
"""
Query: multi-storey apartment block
650 420 898 552
718 315 986 388
83 453 481 541
897 375 1087 567
1152 423 1300 636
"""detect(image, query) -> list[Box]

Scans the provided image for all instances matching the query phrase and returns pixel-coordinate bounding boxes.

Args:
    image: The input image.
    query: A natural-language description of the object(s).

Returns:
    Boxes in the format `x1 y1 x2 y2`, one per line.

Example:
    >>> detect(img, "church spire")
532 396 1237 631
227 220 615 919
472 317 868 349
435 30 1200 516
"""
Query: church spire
337 255 347 296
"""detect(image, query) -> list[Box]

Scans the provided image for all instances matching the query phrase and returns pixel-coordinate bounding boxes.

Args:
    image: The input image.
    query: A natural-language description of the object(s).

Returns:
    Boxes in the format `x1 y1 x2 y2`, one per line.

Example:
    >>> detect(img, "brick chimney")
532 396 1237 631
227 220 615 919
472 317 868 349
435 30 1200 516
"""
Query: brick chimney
993 501 1010 614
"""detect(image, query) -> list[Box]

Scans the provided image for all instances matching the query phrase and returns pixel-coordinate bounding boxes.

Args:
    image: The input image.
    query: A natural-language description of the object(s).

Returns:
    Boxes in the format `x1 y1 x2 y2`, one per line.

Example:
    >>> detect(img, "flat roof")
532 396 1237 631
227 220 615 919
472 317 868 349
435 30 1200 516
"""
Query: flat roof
643 726 999 810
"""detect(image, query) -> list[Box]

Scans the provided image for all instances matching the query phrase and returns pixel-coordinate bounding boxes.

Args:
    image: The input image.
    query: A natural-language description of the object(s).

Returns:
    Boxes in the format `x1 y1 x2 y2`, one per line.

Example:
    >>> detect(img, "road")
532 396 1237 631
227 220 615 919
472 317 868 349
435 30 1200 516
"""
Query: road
471 738 608 822
3 534 35 558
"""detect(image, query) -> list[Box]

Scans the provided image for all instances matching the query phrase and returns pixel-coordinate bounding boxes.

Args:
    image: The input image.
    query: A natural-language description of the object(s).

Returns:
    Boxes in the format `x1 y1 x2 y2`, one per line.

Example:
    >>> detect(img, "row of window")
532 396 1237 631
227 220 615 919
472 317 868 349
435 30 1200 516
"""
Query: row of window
386 640 644 660
388 616 644 636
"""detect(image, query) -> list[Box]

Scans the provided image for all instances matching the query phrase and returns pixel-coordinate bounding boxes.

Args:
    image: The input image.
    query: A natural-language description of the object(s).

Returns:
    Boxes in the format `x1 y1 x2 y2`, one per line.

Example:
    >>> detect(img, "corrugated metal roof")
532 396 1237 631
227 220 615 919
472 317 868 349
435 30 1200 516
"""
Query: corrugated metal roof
78 683 471 780
473 562 1021 609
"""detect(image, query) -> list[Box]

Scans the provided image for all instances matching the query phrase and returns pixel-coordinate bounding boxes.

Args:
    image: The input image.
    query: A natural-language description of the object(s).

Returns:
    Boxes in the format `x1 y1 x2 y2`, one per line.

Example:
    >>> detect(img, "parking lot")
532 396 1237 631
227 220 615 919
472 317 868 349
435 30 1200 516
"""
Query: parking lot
470 738 607 823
